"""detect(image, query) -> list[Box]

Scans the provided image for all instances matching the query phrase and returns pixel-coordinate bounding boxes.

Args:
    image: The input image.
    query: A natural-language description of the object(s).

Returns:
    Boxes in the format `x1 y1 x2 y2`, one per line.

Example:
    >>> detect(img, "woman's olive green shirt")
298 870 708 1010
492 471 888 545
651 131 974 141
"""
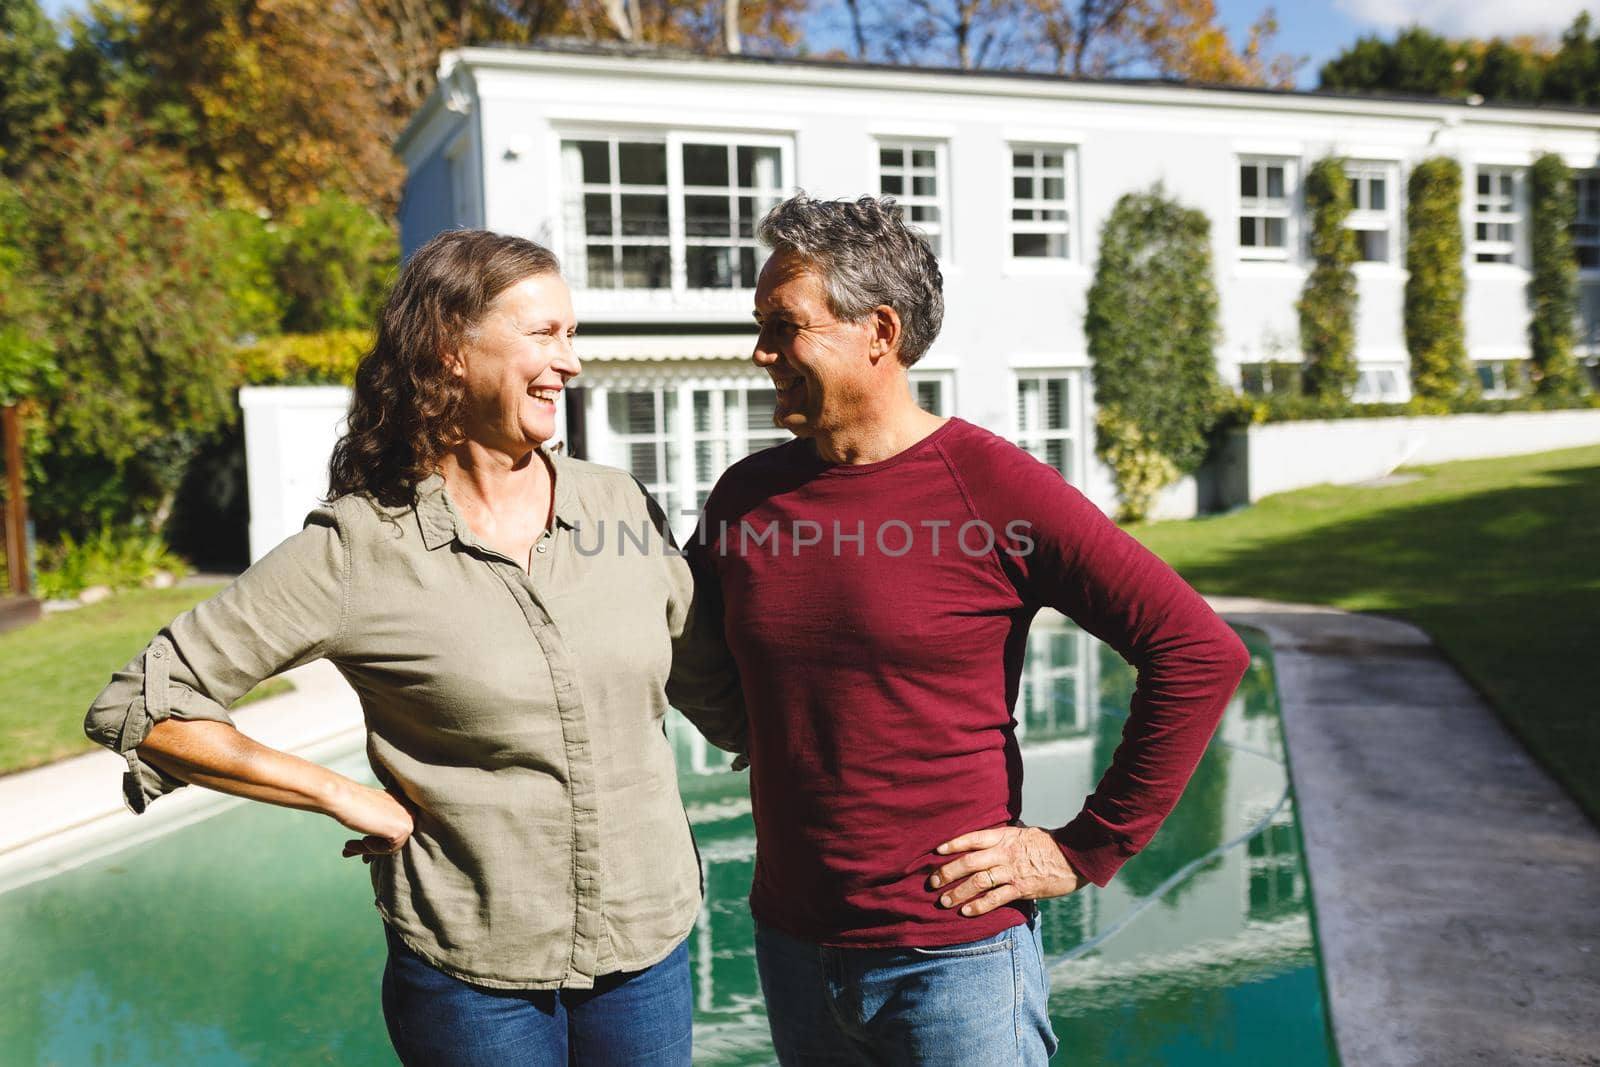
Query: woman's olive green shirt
84 455 745 990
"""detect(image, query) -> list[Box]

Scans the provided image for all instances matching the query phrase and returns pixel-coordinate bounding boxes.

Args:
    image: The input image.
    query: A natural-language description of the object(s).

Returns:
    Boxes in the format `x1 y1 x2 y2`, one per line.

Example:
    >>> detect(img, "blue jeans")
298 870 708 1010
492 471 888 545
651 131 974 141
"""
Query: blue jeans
754 912 1058 1065
380 924 693 1066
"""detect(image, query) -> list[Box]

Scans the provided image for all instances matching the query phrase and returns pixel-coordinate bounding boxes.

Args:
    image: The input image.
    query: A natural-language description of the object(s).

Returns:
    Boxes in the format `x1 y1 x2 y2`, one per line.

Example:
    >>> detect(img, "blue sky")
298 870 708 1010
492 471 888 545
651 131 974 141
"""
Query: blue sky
37 0 1599 89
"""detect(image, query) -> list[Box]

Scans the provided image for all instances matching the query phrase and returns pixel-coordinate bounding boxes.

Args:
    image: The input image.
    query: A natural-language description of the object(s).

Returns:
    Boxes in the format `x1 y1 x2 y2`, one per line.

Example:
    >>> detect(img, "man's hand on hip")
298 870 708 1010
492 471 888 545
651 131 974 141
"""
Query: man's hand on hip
928 826 1085 917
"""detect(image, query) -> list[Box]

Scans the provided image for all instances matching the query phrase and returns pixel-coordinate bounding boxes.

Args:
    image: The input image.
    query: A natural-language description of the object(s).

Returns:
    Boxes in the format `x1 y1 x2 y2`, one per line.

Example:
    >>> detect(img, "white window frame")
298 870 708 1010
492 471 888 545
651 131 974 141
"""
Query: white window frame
909 369 955 416
1352 364 1409 403
877 139 949 259
1474 359 1523 399
1016 623 1093 743
1345 160 1400 267
1471 164 1524 266
1007 144 1077 264
1012 370 1081 485
1237 156 1297 262
1576 171 1600 274
559 130 792 293
584 373 789 541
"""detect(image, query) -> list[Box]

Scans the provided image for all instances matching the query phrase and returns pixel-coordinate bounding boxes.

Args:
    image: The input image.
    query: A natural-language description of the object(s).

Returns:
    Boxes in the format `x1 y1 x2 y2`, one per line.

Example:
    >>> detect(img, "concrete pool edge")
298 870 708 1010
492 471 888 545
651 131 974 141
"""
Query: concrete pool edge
1209 597 1600 1067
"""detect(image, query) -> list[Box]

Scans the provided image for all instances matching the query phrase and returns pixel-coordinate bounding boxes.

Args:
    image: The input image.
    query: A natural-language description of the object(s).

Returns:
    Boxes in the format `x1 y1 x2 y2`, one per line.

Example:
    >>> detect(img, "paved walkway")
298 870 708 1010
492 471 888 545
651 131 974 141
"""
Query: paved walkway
2 601 1597 1062
1212 598 1600 1067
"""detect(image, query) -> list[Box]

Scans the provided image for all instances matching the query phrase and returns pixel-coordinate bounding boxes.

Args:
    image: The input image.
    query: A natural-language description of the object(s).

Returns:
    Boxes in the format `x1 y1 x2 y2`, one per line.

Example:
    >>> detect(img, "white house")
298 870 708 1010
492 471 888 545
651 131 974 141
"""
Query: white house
393 42 1600 528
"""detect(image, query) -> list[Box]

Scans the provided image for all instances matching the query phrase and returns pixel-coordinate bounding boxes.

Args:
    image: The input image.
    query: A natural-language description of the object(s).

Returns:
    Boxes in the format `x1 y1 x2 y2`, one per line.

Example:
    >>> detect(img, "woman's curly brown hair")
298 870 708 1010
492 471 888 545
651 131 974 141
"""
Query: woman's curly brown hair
328 229 560 506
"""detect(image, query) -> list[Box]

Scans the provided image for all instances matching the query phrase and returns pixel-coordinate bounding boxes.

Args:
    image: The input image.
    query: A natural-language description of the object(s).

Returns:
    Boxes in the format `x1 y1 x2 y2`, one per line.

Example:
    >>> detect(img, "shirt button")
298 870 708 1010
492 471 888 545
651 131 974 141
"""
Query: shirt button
535 542 549 554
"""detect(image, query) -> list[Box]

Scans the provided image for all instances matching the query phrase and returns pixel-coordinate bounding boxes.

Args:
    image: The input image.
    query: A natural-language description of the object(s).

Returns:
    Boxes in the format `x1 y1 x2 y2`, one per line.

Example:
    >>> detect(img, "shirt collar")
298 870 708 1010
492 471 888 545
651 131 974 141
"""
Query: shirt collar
413 448 579 552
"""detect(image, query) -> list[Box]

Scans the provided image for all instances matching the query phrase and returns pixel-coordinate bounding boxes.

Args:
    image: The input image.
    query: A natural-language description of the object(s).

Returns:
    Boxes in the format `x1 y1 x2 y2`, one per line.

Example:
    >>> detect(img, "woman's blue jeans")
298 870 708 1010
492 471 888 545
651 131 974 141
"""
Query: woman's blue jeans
754 910 1058 1065
380 924 693 1066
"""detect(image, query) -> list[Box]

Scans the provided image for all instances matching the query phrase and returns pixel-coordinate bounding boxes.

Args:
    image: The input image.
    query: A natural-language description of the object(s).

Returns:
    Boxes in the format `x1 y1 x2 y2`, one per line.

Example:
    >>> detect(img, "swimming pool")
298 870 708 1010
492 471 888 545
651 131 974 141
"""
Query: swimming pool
0 616 1334 1064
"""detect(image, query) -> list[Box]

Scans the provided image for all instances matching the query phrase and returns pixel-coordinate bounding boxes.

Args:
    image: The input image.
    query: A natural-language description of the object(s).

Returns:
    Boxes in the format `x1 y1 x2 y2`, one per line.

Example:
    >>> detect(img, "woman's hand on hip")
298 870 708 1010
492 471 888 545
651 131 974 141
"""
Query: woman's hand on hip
329 781 415 863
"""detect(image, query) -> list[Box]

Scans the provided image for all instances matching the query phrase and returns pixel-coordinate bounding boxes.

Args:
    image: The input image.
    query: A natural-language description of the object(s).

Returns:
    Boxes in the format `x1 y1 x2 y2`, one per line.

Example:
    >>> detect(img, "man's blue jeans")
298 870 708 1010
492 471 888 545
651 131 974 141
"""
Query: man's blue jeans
380 924 693 1066
754 911 1058 1065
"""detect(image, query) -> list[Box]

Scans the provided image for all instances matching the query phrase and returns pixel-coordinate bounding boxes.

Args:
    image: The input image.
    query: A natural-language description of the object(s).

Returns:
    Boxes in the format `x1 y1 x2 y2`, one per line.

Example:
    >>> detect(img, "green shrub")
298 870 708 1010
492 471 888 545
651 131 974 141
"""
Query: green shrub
1528 153 1584 397
12 120 241 539
35 524 193 600
235 328 369 385
275 194 398 334
1405 158 1477 402
1096 409 1180 524
1298 157 1359 398
1210 389 1600 433
1086 185 1222 521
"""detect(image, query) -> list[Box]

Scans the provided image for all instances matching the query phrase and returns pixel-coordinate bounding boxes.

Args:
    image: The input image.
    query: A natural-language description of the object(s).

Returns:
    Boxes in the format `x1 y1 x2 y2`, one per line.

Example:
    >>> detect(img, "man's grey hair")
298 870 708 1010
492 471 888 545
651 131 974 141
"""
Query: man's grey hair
757 194 944 366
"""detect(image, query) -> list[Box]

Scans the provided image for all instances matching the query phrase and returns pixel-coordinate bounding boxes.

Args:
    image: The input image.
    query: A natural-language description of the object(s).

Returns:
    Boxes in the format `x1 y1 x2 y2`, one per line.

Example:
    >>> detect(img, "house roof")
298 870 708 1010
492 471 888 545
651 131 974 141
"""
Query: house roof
397 38 1600 159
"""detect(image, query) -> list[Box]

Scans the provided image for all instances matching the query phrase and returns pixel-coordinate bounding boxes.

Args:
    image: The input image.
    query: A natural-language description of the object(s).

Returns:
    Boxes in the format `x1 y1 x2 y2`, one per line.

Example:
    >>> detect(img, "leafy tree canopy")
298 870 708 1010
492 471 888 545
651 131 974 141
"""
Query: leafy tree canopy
1319 14 1599 107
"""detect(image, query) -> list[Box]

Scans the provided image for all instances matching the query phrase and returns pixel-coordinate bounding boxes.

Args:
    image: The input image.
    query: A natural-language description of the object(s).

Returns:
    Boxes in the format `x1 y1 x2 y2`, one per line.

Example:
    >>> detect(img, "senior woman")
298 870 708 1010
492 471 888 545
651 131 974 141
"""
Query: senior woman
83 229 745 1066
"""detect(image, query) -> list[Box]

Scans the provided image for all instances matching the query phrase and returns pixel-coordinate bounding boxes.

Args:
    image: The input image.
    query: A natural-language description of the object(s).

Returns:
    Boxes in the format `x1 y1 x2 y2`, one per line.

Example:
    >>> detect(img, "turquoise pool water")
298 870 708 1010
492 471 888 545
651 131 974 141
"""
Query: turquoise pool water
0 616 1334 1064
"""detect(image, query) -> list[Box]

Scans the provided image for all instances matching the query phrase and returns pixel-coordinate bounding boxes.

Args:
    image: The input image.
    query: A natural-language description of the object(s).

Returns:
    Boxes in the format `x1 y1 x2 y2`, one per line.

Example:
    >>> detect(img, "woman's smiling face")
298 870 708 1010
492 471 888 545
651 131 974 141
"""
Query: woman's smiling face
453 272 581 454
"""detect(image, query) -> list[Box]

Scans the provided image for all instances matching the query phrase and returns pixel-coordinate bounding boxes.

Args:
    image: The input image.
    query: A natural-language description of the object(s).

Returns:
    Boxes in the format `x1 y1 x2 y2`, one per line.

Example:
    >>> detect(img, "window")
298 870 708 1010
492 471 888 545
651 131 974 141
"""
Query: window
1008 146 1074 260
594 380 788 539
562 135 786 291
1353 366 1407 403
878 141 947 257
1017 624 1092 742
910 370 954 415
1345 161 1398 264
1238 362 1301 397
1013 372 1078 483
1238 157 1295 260
1472 165 1523 264
1474 360 1523 398
607 388 680 519
683 143 784 289
1576 172 1600 270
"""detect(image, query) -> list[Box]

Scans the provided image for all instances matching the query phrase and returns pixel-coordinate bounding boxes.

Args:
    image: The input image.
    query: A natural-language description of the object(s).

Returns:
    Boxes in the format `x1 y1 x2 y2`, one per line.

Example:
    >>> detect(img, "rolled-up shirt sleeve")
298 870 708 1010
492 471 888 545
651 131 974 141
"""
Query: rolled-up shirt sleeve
83 505 349 812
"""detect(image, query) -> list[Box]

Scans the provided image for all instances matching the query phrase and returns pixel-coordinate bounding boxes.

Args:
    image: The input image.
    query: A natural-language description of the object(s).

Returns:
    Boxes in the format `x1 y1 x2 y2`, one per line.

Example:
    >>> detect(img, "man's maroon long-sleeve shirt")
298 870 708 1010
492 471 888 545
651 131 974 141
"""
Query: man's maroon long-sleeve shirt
691 418 1250 948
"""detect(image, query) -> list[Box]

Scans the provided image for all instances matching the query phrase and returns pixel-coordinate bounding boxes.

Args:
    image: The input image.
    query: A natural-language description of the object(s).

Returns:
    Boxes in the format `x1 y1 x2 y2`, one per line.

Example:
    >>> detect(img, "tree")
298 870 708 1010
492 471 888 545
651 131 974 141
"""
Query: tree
84 0 404 213
12 121 241 536
1085 185 1221 522
1404 158 1476 403
274 195 399 333
0 0 65 176
849 0 1298 84
0 181 56 408
1297 157 1358 399
1319 15 1600 107
1527 153 1583 398
1542 12 1600 107
1472 39 1542 102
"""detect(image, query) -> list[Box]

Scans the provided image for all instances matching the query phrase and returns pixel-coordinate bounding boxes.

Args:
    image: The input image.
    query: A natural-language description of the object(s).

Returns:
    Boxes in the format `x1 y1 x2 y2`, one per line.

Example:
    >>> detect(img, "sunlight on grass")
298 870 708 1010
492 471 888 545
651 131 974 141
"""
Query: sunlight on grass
1133 444 1600 822
0 586 294 775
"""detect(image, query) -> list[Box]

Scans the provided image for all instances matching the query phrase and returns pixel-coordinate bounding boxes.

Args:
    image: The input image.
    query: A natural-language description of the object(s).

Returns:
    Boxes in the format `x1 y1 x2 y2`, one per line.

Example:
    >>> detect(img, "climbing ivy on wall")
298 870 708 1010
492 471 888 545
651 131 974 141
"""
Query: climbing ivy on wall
1297 157 1360 399
1404 157 1478 402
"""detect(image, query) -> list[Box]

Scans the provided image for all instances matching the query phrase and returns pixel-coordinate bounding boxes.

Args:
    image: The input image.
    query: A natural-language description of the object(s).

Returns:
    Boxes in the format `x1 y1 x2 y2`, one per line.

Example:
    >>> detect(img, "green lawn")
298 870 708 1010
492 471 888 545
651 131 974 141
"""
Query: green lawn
1131 443 1600 824
0 585 290 775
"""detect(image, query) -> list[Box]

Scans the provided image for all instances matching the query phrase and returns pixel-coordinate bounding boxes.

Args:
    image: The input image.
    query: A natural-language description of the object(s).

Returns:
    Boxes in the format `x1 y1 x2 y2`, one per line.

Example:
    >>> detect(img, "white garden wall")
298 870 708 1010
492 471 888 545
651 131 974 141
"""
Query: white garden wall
239 386 352 564
1216 410 1600 505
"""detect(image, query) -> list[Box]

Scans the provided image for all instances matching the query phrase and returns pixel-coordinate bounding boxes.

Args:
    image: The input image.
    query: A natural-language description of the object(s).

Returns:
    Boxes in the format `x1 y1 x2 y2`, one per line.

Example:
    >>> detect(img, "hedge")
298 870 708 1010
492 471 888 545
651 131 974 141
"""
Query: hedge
1085 185 1222 521
1404 157 1477 402
1528 153 1585 397
1298 157 1359 398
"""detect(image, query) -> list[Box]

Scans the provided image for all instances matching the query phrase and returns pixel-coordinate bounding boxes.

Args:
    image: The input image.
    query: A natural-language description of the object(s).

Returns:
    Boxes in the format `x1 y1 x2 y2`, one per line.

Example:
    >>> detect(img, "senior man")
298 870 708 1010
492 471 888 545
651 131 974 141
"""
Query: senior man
686 194 1250 1064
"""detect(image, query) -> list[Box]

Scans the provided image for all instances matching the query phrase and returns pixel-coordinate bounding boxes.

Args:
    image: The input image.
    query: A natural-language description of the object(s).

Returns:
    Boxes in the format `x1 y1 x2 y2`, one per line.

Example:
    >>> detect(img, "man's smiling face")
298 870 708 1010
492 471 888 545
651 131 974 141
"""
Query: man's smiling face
750 250 876 439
